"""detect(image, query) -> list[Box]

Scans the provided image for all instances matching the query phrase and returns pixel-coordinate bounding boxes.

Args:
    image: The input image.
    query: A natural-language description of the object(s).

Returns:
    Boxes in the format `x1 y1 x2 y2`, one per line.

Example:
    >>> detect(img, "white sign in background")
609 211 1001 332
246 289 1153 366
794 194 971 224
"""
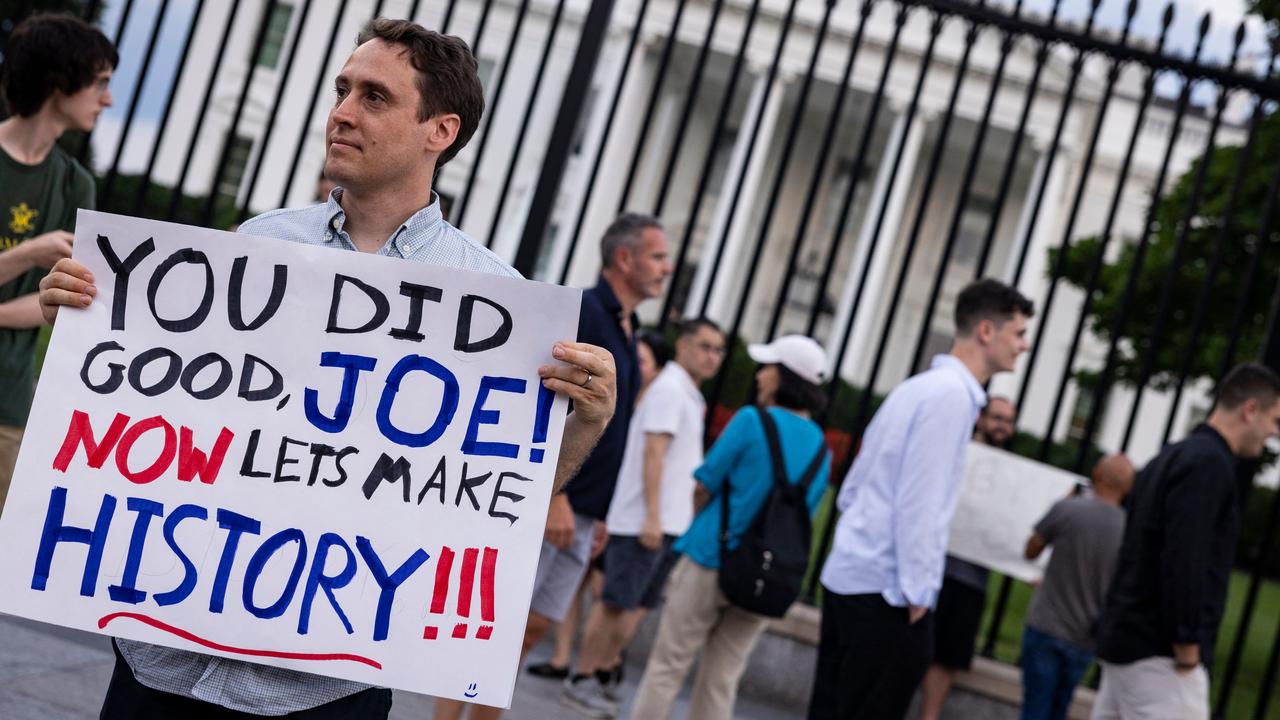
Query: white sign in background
0 211 581 707
946 442 1086 583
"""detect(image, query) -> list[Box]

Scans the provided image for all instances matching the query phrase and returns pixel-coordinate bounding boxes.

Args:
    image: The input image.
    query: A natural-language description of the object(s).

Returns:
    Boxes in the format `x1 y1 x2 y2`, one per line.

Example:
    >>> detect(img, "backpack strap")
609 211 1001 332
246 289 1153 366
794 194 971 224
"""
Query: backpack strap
796 440 828 496
756 406 789 488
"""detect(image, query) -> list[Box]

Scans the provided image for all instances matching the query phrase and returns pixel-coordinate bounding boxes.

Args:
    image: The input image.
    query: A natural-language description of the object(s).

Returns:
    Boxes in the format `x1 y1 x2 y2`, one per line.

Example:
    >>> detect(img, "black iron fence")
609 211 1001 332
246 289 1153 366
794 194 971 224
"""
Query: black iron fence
6 0 1280 715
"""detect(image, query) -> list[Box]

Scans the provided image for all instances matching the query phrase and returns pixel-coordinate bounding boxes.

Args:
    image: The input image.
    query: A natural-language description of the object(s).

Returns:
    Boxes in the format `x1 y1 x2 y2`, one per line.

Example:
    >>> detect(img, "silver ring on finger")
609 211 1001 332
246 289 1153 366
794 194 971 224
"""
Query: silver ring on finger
581 371 593 388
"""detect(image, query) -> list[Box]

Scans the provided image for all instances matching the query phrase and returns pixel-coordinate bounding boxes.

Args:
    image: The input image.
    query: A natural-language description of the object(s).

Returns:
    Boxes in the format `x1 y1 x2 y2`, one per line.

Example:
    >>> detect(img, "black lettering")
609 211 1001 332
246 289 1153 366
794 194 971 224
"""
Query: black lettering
98 235 155 331
80 340 126 394
180 353 233 400
229 257 287 331
327 274 389 334
416 456 448 505
489 471 531 525
328 447 359 487
361 454 413 502
147 249 215 332
240 429 270 478
239 354 284 402
274 437 308 483
127 347 182 397
390 282 443 342
454 463 491 511
306 444 337 486
454 295 513 353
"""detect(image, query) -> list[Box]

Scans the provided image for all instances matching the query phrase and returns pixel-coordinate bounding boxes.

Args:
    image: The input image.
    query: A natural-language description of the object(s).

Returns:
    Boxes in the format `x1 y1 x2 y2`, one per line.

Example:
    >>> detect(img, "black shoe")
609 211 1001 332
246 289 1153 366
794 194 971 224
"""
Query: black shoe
527 661 570 679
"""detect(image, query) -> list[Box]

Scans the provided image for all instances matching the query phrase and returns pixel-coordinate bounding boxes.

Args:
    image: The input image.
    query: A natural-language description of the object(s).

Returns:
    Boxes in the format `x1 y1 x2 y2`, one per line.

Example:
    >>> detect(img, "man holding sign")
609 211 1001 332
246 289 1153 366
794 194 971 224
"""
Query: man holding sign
38 19 615 719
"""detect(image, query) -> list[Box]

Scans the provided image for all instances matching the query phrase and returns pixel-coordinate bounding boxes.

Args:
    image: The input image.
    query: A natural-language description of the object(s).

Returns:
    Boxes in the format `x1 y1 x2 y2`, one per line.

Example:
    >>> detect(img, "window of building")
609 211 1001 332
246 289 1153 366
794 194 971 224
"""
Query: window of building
1068 381 1107 442
218 134 255 202
254 3 295 69
953 197 996 268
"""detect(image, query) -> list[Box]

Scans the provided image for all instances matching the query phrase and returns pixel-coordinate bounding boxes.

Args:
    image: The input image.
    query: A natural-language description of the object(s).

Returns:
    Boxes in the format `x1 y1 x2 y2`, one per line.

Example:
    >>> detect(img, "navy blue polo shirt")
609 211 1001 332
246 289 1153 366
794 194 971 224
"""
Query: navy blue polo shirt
567 276 641 520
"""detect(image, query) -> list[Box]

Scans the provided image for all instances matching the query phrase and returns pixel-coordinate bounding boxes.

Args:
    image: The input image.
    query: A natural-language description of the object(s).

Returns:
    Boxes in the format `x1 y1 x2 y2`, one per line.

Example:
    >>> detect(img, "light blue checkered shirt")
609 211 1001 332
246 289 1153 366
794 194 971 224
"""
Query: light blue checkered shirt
116 190 518 715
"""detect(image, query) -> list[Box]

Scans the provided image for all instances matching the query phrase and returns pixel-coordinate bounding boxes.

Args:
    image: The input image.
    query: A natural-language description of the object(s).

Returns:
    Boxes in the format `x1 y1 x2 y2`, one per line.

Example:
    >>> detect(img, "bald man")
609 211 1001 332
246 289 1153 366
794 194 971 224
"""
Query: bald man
1018 454 1135 720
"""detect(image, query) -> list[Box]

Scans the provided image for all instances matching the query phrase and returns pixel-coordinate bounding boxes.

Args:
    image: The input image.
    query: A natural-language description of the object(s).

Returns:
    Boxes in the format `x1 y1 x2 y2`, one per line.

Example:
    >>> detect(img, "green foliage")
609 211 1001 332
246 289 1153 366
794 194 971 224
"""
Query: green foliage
1054 114 1280 391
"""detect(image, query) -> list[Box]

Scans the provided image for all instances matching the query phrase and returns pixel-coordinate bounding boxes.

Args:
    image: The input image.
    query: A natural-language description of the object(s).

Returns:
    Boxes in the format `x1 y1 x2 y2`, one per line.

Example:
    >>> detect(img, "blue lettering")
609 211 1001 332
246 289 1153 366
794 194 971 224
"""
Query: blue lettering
298 532 357 635
356 536 428 641
376 355 459 448
209 509 261 613
242 528 307 619
461 376 526 459
32 487 116 597
304 352 377 433
108 498 165 604
154 504 209 607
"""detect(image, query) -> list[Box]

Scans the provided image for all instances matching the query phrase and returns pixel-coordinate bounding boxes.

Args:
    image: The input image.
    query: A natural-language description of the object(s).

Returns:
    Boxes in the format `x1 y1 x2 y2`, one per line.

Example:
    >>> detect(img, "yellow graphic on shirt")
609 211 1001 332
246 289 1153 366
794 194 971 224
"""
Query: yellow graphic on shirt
9 203 38 235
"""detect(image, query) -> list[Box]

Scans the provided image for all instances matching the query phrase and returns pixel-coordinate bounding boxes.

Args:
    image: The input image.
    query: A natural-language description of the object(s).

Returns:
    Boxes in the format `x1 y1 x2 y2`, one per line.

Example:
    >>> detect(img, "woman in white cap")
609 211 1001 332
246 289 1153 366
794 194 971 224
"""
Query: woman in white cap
630 334 832 720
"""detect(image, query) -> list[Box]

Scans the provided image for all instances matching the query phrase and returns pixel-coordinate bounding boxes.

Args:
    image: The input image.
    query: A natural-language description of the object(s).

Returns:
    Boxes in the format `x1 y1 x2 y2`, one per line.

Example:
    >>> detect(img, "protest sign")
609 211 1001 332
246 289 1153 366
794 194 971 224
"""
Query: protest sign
946 442 1085 583
0 210 581 707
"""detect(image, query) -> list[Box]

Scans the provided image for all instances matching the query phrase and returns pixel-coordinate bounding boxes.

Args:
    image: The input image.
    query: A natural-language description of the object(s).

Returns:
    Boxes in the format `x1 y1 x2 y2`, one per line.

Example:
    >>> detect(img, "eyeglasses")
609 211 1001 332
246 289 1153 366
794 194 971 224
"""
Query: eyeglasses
696 342 726 355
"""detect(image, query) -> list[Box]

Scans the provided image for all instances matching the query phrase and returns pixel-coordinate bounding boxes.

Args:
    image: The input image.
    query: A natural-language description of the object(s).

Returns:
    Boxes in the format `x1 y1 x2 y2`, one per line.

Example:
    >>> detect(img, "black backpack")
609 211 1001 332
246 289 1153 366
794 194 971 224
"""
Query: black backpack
717 407 828 618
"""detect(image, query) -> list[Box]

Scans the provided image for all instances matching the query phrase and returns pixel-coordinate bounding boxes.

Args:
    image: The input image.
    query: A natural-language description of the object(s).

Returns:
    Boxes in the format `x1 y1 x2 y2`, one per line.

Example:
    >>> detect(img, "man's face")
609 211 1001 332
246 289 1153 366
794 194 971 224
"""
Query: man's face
676 326 725 384
982 312 1030 374
54 67 112 133
1240 397 1280 458
620 227 673 300
976 399 1016 447
325 40 432 193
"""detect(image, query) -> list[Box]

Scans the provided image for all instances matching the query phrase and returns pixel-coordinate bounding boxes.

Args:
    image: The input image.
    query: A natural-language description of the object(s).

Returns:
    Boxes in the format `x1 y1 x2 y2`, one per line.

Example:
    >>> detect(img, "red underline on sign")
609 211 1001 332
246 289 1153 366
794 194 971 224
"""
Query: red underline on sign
97 612 382 669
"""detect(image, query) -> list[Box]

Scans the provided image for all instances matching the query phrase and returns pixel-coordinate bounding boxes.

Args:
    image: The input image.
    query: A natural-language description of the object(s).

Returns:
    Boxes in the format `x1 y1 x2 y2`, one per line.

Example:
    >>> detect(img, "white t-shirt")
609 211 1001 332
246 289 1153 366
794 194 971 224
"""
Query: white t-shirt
605 362 706 536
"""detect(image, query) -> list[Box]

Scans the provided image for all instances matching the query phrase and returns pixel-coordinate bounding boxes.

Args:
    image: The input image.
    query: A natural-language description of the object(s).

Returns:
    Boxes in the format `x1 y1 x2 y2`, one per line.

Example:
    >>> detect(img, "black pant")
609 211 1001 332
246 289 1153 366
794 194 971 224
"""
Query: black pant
101 643 393 719
806 591 934 720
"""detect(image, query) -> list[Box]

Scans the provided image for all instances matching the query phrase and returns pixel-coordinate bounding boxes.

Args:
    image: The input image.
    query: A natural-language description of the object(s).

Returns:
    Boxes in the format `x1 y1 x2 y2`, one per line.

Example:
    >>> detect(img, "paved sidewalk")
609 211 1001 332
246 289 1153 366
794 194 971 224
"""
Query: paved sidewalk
0 614 1016 719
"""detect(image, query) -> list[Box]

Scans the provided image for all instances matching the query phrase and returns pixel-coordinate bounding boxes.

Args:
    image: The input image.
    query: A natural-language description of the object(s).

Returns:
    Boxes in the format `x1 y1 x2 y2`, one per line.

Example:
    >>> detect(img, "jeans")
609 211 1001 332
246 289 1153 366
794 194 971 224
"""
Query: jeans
1020 626 1094 720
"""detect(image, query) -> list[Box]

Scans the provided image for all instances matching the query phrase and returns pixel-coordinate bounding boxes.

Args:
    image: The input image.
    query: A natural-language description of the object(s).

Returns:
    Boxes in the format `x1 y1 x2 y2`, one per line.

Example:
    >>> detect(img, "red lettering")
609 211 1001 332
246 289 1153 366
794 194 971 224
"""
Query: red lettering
114 416 177 484
53 410 130 472
177 426 234 485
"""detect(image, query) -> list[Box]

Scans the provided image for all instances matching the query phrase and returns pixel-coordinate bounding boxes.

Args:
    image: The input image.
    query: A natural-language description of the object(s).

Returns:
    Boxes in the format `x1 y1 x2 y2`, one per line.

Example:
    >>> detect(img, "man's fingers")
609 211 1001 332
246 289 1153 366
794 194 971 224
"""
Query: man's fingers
40 288 93 309
50 257 93 281
39 271 97 299
550 343 614 377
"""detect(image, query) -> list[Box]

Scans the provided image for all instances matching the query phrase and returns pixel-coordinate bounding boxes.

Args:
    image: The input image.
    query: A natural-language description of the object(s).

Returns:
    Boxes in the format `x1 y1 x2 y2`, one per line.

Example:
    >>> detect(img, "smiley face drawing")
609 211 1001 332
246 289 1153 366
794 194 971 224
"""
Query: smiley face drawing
464 683 479 699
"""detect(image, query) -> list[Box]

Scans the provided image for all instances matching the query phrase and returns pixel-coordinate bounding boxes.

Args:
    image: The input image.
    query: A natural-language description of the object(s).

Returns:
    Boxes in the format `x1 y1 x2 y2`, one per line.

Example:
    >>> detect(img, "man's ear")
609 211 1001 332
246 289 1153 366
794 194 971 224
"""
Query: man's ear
975 318 996 345
424 113 461 156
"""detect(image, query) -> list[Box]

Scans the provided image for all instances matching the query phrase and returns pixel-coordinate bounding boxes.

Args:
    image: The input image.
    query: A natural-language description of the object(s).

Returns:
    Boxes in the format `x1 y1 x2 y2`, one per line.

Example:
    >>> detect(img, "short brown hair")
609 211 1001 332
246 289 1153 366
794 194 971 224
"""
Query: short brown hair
356 19 484 168
1215 363 1280 411
2 13 117 117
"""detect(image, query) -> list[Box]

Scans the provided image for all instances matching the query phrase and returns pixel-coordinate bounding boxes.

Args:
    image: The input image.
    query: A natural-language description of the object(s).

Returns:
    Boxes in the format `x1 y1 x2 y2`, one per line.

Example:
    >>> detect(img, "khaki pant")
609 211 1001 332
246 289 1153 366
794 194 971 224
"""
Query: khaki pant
0 424 22 518
631 556 770 720
1091 657 1209 720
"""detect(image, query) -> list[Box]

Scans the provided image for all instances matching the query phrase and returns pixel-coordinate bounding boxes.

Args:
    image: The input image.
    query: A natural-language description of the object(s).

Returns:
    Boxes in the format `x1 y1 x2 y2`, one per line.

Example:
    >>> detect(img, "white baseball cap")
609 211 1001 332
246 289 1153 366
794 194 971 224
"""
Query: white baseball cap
747 335 828 385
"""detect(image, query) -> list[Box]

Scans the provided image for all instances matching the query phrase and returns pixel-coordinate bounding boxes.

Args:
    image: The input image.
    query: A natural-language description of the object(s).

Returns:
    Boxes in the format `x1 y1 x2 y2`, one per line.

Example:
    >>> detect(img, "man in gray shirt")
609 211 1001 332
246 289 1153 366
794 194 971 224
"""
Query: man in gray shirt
1019 453 1135 720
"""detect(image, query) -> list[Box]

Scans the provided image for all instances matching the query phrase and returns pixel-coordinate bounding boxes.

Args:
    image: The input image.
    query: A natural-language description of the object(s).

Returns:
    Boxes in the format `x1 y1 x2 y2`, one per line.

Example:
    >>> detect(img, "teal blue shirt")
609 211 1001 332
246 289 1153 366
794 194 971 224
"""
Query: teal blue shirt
675 406 830 569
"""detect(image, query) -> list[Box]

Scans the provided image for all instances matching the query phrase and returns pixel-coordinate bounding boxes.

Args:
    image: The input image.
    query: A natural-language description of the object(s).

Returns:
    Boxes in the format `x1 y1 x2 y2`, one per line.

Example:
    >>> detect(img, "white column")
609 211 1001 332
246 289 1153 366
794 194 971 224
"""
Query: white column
838 107 929 381
698 69 789 325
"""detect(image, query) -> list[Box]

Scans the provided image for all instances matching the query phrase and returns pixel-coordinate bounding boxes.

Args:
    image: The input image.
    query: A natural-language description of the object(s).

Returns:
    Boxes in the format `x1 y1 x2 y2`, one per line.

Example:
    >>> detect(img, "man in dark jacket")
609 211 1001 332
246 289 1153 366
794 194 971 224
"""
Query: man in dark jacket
1092 363 1280 720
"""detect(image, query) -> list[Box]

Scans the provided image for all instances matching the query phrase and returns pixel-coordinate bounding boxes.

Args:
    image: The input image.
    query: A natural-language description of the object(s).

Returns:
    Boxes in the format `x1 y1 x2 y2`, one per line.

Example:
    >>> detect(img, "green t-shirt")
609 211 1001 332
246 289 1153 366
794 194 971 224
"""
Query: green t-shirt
0 143 95 427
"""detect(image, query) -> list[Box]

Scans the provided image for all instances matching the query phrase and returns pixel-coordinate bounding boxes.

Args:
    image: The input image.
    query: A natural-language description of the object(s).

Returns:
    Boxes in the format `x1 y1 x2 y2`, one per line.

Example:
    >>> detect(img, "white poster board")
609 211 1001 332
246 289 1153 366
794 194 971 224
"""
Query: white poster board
946 443 1085 583
0 211 582 708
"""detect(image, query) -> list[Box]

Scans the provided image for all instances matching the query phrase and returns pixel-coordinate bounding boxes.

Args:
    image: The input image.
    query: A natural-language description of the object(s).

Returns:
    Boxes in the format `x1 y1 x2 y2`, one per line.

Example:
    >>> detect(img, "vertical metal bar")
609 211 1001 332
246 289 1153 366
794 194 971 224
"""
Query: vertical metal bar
651 0 766 324
167 0 245 221
695 0 802 320
83 0 103 21
483 0 568 248
452 0 534 230
131 0 207 216
702 0 836 416
976 0 1063 278
1221 489 1280 717
650 0 726 218
557 0 656 285
1158 29 1255 447
99 0 173 212
1252 611 1280 719
1119 14 1233 452
613 0 692 215
236 0 316 222
1031 7 1145 463
1075 9 1207 463
979 576 1013 658
852 8 988 434
199 0 281 227
441 0 459 33
809 3 925 596
409 0 425 22
765 0 874 341
905 4 998 375
812 3 911 398
513 0 619 276
276 1 358 212
78 0 138 164
466 0 497 58
1006 0 1104 288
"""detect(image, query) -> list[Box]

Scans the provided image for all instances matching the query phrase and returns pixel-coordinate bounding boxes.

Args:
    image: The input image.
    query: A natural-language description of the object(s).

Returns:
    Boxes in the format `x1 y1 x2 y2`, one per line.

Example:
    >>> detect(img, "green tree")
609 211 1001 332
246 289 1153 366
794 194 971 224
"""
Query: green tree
1056 8 1280 391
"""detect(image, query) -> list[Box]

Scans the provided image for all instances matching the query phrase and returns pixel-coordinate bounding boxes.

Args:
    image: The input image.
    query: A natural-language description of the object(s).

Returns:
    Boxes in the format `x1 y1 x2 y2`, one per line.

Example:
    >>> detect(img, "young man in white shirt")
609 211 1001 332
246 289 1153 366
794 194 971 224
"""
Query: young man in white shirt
561 318 725 718
808 279 1033 720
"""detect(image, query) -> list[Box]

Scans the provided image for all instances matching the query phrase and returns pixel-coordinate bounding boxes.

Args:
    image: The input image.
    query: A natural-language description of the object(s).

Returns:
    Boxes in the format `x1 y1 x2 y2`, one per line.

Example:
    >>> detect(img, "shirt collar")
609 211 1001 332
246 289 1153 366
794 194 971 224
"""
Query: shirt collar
664 362 704 404
931 354 987 409
324 187 446 257
593 275 639 326
1192 423 1236 458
